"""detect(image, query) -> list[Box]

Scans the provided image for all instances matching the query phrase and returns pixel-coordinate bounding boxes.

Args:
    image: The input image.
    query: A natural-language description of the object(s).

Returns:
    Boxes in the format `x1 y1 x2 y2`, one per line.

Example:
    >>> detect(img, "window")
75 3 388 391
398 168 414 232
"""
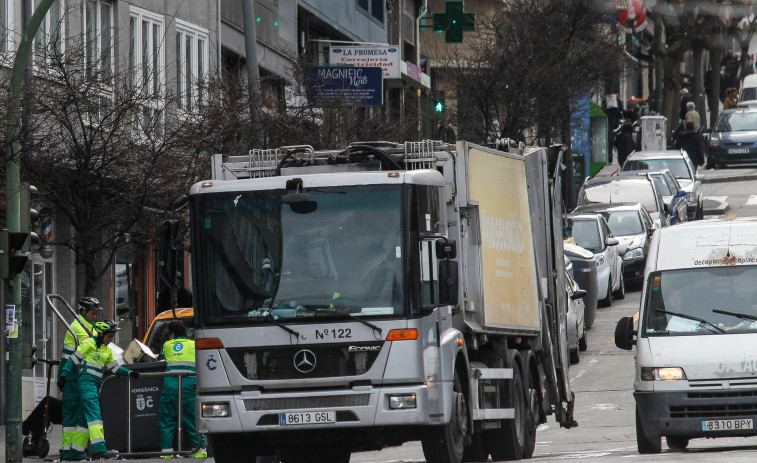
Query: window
357 0 384 23
33 0 63 67
84 0 112 79
129 7 164 134
175 20 209 111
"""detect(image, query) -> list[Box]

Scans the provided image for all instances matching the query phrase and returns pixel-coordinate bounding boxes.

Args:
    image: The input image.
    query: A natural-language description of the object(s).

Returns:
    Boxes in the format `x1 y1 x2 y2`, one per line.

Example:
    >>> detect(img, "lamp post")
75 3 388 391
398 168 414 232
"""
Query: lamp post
3 1 56 461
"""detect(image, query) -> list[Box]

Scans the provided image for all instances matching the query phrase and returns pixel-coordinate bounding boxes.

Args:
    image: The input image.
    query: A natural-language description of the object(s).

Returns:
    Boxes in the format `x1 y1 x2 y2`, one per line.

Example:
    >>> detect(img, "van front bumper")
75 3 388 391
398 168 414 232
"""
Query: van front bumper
635 390 757 438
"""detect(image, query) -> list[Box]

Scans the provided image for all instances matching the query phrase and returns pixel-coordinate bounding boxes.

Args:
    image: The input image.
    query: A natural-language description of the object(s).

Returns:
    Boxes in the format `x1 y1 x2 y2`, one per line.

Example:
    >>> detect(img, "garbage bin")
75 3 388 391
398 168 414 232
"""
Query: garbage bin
100 362 167 453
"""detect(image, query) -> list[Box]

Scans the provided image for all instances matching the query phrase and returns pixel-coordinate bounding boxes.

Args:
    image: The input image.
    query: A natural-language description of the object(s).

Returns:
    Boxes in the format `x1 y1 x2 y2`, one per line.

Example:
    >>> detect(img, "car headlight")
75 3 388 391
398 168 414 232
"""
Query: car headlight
709 137 721 147
623 248 644 260
640 367 687 381
688 192 696 202
596 254 605 266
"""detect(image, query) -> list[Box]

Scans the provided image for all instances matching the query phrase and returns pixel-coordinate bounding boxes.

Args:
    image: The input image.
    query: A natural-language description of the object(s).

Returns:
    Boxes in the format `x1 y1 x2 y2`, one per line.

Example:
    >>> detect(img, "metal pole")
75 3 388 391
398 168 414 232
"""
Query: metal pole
241 0 265 148
0 284 5 422
4 2 56 460
217 0 222 78
177 374 183 452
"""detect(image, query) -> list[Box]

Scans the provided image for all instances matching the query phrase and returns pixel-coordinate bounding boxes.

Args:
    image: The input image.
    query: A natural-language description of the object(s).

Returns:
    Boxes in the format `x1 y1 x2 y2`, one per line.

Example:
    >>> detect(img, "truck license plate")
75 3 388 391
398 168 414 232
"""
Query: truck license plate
728 148 750 154
280 411 336 426
701 418 753 431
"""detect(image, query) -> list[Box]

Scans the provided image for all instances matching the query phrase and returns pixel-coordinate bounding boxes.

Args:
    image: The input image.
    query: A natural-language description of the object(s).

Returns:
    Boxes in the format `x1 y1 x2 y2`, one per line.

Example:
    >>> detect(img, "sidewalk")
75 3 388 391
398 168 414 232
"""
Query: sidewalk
0 425 209 462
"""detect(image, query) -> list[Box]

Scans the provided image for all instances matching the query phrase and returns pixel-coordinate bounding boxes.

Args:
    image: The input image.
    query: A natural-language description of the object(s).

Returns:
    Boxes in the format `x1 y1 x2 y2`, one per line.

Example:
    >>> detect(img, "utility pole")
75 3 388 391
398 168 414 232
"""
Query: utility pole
242 0 265 148
4 1 56 461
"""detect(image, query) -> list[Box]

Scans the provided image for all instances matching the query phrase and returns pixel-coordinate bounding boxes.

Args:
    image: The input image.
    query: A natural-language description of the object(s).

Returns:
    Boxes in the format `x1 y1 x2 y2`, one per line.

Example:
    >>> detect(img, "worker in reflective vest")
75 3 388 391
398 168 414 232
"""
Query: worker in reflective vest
159 320 206 458
61 320 138 460
56 297 100 461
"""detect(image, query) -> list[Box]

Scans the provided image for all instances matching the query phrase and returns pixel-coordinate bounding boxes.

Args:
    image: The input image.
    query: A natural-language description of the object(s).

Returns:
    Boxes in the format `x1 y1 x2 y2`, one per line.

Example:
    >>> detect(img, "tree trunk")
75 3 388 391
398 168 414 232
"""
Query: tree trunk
709 47 722 130
561 114 575 211
661 53 680 137
692 47 705 130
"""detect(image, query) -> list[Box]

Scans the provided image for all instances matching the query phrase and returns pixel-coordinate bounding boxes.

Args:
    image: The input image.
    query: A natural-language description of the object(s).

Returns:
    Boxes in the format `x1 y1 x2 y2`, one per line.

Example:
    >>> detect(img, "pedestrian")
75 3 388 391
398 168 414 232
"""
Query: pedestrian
613 121 637 167
55 297 101 461
158 320 206 459
674 122 705 168
684 101 701 131
679 89 693 121
724 88 739 109
60 320 138 460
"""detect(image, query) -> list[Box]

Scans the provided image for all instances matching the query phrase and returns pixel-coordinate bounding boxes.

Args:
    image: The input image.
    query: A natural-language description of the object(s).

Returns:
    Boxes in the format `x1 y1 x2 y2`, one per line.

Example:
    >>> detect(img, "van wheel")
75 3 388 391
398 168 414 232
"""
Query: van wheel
599 279 612 308
666 436 689 450
636 407 661 454
613 272 625 300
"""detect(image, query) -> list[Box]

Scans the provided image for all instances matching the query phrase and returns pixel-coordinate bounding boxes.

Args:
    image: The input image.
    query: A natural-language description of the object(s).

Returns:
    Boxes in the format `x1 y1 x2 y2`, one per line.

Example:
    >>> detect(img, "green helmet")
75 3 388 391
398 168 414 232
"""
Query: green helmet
94 320 119 335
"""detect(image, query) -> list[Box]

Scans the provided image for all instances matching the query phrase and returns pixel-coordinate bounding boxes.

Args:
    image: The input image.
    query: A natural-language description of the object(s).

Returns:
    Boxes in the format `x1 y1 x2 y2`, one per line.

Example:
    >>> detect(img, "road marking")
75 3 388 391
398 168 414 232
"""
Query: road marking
706 195 728 202
747 195 757 206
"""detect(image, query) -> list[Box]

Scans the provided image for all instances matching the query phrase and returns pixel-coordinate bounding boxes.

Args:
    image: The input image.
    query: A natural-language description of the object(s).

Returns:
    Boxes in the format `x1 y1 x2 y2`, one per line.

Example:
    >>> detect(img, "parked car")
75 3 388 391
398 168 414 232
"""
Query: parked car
577 176 669 229
564 213 624 307
708 107 757 169
573 202 655 284
564 256 587 365
564 242 599 329
621 150 704 220
618 170 688 224
738 74 757 106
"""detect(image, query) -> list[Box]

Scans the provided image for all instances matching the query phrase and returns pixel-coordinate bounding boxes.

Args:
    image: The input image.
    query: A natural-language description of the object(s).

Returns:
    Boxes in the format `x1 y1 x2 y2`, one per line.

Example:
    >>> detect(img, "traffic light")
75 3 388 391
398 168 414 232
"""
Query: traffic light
21 343 37 369
433 93 445 113
0 229 30 279
20 183 39 253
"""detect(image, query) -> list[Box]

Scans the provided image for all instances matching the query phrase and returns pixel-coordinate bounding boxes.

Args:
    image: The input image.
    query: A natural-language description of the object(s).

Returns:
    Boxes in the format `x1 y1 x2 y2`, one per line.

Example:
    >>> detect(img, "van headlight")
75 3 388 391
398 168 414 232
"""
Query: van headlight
688 192 696 202
623 248 644 261
640 367 687 381
709 137 721 147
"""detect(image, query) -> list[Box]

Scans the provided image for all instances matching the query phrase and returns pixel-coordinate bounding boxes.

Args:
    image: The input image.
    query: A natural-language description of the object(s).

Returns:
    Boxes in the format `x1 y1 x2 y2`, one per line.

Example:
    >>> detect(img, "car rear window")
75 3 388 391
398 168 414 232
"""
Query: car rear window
714 111 757 132
623 159 691 180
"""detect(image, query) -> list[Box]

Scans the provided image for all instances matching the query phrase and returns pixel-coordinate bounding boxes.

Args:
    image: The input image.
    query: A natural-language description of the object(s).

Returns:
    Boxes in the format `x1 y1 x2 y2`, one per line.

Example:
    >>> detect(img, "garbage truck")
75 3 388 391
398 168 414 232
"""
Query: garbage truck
186 140 576 463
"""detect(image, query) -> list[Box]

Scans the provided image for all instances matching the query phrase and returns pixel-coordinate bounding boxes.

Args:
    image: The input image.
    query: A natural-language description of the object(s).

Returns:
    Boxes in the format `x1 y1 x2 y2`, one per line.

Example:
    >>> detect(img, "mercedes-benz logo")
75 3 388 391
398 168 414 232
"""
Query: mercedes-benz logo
293 349 317 374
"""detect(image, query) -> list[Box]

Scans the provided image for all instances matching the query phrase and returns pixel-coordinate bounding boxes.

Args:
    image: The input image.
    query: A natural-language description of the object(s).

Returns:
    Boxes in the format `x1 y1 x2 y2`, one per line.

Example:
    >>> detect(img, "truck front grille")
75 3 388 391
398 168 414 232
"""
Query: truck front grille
244 394 370 411
227 342 383 380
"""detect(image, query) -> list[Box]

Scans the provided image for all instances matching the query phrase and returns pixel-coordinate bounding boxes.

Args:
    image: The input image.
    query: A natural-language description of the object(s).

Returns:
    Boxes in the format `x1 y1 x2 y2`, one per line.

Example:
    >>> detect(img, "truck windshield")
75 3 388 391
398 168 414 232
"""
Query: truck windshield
642 266 757 336
192 185 404 325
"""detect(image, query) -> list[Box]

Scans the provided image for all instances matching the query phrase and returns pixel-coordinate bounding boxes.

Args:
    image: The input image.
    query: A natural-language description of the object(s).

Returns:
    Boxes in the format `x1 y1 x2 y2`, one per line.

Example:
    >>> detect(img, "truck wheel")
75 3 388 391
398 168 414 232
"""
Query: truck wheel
461 431 488 462
422 371 467 463
666 436 689 450
613 272 625 300
487 360 526 461
522 369 539 459
209 434 259 462
636 407 661 454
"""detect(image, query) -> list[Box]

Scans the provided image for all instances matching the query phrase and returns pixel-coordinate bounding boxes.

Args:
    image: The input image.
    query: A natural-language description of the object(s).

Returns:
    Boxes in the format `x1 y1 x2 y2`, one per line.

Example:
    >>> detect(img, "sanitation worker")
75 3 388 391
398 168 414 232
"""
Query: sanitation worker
60 320 138 460
56 296 100 461
159 320 205 458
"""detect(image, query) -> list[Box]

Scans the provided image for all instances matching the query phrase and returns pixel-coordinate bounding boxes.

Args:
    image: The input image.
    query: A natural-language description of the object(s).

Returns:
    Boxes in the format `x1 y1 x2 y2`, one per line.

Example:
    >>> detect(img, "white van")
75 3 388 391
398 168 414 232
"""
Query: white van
737 74 757 107
615 218 757 454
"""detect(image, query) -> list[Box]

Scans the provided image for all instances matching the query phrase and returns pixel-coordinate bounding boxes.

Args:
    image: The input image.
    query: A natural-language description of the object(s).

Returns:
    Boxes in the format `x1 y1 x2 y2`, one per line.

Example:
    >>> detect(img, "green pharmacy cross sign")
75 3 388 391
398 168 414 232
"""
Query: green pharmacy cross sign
433 1 475 44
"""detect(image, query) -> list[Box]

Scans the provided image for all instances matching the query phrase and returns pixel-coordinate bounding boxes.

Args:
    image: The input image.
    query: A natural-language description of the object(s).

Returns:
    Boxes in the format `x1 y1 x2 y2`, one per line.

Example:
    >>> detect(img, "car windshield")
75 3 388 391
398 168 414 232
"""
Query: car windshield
642 266 757 336
605 211 643 236
714 112 757 133
581 181 659 213
192 186 405 324
566 219 601 252
742 88 757 102
623 159 691 180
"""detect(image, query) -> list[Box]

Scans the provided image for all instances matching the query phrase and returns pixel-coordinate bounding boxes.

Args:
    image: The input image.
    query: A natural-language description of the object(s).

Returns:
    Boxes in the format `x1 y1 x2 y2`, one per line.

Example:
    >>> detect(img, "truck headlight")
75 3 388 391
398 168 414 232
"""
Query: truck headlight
640 367 687 381
202 402 231 417
389 394 417 409
623 248 644 261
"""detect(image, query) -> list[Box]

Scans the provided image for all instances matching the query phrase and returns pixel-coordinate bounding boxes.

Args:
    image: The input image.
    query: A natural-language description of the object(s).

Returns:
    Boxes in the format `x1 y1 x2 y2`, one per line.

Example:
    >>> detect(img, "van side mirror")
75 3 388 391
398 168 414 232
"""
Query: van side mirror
437 260 459 307
614 316 636 350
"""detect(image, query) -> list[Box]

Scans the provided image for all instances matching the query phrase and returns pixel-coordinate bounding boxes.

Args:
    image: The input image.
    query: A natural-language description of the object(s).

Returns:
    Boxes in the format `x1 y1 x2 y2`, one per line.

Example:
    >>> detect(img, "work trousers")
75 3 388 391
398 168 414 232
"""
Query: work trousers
159 375 202 452
61 378 88 461
75 375 109 455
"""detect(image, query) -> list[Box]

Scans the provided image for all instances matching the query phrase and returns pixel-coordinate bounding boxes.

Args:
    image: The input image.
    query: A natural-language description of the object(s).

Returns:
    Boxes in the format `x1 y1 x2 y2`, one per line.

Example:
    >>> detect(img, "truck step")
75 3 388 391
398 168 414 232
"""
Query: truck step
469 367 515 422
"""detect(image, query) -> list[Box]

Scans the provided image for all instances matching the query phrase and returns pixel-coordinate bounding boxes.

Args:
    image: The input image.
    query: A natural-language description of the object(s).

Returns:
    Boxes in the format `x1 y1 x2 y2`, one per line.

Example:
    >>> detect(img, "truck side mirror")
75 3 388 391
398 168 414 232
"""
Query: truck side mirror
436 239 457 259
438 259 459 307
614 316 636 350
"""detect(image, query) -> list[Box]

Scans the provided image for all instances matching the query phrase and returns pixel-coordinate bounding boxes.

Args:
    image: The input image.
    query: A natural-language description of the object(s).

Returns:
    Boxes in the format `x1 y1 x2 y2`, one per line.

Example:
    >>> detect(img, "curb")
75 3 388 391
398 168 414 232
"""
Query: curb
703 201 729 216
701 173 757 184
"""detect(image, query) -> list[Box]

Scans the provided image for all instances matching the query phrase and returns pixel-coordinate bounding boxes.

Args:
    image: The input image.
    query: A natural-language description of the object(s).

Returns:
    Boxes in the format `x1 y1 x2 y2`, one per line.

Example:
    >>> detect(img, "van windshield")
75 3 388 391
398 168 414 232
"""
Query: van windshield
642 266 757 336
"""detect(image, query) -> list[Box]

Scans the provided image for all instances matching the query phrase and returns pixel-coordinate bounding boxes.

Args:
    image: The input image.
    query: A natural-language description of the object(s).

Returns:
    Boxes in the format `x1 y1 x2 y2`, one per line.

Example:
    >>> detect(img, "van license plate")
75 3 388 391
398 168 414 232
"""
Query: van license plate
729 148 750 154
702 419 753 431
281 411 336 426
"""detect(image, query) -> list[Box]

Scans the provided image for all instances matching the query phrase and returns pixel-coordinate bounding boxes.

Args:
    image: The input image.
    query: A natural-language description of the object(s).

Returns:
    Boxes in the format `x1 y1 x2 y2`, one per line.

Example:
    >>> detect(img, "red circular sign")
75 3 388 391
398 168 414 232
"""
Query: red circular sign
617 0 647 29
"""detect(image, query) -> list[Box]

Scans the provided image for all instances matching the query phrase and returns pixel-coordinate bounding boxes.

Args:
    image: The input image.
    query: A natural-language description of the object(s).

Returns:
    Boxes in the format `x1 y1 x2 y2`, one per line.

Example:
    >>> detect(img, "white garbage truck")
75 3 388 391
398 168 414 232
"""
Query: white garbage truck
186 140 577 463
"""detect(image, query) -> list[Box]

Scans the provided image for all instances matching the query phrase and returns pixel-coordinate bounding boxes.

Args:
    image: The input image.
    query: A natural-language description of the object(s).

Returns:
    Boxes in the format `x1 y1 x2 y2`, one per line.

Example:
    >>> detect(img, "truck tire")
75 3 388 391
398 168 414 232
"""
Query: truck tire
209 434 259 462
461 431 488 462
522 364 539 459
278 446 349 463
487 360 526 461
635 407 661 454
422 371 467 463
666 436 689 450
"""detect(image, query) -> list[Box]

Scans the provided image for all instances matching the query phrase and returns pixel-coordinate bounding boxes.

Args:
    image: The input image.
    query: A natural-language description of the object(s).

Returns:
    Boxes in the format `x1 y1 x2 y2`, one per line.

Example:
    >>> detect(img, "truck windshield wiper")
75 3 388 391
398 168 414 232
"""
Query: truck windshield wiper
311 308 383 338
713 309 757 322
263 314 300 338
656 309 725 334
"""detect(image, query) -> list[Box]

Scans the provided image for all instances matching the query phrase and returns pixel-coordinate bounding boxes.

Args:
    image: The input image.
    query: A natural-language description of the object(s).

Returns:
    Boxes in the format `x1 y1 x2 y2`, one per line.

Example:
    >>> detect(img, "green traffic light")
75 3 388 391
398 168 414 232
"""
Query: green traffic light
435 101 444 112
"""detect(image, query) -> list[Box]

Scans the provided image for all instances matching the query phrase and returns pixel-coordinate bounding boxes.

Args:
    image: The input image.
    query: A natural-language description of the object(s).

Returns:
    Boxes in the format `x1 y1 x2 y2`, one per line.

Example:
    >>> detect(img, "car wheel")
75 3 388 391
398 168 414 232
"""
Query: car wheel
696 200 704 220
578 319 588 352
599 278 612 308
569 346 580 364
613 270 625 300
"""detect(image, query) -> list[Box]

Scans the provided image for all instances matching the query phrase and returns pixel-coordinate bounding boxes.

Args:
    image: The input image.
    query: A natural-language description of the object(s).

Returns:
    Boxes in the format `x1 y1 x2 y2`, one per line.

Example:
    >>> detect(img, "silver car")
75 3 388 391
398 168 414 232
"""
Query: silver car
621 150 704 220
565 256 587 365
